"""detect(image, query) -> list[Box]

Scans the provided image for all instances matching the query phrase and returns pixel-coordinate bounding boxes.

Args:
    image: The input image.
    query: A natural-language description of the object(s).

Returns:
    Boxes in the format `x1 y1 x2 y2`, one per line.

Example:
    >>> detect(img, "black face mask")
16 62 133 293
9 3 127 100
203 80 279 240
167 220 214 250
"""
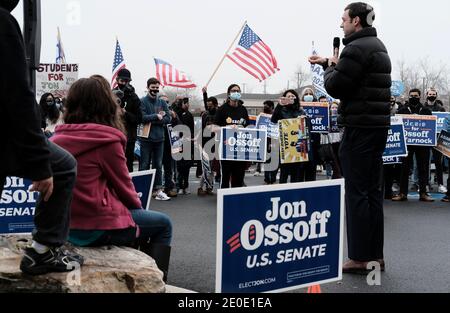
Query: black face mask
208 107 217 115
264 107 272 114
149 90 159 98
0 0 19 12
427 96 437 102
409 97 420 106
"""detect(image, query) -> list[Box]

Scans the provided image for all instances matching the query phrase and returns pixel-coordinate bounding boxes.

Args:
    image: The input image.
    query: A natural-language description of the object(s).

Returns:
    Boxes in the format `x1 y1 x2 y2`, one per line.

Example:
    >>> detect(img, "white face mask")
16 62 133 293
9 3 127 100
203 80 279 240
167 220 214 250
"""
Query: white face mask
229 92 242 101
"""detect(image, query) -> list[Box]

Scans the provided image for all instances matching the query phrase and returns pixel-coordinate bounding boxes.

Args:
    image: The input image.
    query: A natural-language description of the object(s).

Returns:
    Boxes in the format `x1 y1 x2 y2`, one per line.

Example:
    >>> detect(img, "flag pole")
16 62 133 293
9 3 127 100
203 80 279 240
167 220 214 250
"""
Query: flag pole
205 20 247 88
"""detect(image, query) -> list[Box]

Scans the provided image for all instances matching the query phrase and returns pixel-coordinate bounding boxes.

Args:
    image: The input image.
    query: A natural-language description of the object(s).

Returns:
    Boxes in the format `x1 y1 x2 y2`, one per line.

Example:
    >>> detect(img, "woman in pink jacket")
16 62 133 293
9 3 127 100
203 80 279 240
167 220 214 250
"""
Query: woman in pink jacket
51 76 172 281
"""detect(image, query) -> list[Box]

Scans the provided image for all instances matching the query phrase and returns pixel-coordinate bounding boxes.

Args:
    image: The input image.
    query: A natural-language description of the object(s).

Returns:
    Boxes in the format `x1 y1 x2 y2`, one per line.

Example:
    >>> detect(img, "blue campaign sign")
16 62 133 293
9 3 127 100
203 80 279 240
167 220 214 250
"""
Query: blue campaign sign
0 171 155 235
391 81 405 97
433 112 450 133
383 116 408 158
219 128 267 162
256 114 279 139
130 170 156 211
216 180 345 293
301 102 330 133
0 177 38 234
399 114 438 147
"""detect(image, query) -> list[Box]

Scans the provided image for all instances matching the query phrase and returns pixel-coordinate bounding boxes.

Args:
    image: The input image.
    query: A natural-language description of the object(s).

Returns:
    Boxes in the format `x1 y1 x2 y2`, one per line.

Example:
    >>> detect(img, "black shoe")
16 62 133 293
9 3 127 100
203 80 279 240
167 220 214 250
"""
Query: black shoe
20 247 83 276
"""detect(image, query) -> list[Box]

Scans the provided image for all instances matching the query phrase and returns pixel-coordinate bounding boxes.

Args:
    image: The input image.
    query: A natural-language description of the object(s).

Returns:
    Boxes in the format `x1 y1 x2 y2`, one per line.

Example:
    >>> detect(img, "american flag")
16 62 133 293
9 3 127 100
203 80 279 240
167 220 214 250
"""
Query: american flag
56 27 66 64
111 39 126 89
226 24 279 82
154 58 197 89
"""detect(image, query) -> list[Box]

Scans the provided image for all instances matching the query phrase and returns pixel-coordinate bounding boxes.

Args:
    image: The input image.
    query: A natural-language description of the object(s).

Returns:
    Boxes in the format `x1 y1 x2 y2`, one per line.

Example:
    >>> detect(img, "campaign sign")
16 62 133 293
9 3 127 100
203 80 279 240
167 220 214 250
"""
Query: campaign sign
130 170 156 211
0 177 38 234
0 171 155 235
383 116 408 158
433 112 450 133
391 81 405 97
36 63 79 99
383 156 403 165
216 180 345 293
256 114 279 139
301 102 330 133
248 115 257 127
435 130 450 158
398 114 437 147
279 118 310 164
167 124 183 155
219 128 267 162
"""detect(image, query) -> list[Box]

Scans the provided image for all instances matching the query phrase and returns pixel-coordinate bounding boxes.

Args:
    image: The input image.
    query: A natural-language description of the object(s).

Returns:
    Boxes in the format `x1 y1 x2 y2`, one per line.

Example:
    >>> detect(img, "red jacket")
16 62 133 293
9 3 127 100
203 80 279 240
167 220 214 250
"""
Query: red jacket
51 123 142 230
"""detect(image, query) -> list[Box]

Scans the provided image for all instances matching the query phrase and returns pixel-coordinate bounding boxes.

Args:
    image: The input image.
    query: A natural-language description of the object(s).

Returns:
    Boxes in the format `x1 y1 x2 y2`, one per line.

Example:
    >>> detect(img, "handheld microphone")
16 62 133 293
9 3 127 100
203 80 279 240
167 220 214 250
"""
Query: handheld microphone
333 37 341 58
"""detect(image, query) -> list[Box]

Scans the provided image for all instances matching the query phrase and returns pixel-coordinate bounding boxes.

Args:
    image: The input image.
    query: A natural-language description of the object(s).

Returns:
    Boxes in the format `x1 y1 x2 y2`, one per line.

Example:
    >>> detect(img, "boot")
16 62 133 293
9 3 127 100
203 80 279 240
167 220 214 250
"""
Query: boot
140 242 171 282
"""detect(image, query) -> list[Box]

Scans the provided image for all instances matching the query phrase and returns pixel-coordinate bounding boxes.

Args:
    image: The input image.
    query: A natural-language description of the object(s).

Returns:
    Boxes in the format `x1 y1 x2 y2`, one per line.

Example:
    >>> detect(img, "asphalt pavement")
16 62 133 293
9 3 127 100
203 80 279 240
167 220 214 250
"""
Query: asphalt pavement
154 167 450 293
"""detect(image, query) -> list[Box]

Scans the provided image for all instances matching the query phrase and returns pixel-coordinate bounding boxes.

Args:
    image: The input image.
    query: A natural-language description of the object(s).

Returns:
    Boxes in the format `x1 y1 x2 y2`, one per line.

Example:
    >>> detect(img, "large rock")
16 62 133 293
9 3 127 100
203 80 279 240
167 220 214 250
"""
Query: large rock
0 235 165 293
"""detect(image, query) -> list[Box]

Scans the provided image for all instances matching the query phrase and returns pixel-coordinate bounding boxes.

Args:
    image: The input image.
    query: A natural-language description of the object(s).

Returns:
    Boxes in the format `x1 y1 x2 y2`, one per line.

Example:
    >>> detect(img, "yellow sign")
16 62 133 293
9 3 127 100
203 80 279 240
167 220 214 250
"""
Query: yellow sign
278 117 309 164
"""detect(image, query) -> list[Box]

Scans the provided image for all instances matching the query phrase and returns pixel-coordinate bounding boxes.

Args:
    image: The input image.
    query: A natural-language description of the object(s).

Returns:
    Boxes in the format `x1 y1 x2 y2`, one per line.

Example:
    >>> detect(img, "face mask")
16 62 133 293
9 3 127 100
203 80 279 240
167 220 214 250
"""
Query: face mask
427 96 437 102
409 97 420 105
208 107 217 115
304 95 314 102
149 90 159 97
46 100 55 107
229 92 241 102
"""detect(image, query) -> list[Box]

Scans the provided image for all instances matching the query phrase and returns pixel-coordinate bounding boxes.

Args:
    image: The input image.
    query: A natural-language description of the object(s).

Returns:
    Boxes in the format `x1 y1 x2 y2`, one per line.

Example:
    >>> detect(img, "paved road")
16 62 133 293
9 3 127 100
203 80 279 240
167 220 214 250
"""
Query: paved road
154 168 450 293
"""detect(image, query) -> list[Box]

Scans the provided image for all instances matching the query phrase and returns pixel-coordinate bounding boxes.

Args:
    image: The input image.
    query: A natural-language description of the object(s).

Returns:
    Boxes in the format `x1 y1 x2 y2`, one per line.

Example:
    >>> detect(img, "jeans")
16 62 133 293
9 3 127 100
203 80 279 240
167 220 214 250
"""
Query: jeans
85 209 172 247
125 139 136 173
0 140 77 247
339 127 388 262
163 136 175 191
399 146 430 195
139 140 164 190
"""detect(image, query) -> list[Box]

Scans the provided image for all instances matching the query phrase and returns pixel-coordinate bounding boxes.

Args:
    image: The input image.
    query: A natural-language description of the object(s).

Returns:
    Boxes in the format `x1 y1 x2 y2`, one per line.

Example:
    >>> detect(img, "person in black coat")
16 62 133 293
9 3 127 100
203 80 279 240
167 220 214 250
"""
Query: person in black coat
309 2 391 273
113 68 143 172
0 0 82 275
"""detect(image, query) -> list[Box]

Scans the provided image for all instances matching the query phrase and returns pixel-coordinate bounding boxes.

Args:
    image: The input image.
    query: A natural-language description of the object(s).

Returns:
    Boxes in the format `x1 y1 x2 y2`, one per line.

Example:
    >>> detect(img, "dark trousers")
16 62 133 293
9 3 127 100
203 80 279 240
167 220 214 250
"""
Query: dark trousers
399 146 430 195
264 165 278 184
177 160 192 190
163 137 175 191
299 161 317 182
383 164 401 198
279 163 300 184
0 141 77 247
139 140 164 190
431 149 444 185
339 127 388 262
220 161 246 188
125 139 136 173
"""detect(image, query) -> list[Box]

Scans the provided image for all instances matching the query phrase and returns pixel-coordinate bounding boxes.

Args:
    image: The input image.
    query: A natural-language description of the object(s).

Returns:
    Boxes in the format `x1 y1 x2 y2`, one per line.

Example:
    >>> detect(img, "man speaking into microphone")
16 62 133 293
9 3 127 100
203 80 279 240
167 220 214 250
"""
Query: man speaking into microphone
309 2 392 273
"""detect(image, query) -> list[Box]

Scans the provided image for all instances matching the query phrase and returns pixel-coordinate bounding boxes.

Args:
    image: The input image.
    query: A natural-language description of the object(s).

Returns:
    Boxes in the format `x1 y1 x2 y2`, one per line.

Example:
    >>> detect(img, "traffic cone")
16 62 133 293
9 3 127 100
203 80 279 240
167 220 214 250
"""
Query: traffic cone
307 285 322 293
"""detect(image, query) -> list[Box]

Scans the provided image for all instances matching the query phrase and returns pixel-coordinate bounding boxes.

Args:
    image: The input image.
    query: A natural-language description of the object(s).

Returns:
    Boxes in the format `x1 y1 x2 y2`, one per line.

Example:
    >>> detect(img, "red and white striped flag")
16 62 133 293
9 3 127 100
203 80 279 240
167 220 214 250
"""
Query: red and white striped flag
154 58 197 89
226 24 279 82
111 39 126 89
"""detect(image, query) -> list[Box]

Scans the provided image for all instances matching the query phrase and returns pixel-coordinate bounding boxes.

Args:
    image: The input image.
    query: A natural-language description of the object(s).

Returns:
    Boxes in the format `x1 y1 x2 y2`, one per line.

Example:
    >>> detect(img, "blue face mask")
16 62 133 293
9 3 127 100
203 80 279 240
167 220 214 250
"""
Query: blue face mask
229 92 241 101
304 95 314 102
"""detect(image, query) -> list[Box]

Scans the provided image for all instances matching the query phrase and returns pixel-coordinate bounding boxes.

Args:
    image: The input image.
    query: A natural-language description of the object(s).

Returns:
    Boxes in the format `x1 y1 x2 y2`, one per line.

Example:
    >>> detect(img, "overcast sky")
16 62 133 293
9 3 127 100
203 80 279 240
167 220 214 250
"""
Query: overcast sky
11 0 450 97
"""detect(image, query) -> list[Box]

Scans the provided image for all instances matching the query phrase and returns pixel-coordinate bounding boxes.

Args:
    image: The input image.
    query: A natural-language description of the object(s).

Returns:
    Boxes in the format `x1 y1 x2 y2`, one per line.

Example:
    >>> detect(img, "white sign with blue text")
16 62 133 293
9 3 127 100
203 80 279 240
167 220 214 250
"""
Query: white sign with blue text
0 170 155 235
216 180 345 293
219 128 267 162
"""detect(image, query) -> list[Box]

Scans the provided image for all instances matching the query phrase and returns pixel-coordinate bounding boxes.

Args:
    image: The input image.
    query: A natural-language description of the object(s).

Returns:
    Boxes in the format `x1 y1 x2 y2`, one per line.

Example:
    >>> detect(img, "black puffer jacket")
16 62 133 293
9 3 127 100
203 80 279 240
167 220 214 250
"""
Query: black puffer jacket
323 27 392 128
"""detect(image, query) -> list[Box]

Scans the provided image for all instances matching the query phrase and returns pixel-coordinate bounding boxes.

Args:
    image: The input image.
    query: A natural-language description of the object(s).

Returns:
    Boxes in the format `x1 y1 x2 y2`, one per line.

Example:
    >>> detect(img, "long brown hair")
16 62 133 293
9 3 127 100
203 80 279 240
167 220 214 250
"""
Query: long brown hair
64 76 125 133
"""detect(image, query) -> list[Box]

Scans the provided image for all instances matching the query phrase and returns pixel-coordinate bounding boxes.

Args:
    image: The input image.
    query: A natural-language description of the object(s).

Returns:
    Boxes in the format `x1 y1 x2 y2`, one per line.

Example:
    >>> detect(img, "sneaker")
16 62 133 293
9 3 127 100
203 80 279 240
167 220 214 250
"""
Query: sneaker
206 188 215 196
253 172 262 177
20 247 83 276
183 189 191 195
155 190 171 201
197 188 207 196
438 185 448 194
